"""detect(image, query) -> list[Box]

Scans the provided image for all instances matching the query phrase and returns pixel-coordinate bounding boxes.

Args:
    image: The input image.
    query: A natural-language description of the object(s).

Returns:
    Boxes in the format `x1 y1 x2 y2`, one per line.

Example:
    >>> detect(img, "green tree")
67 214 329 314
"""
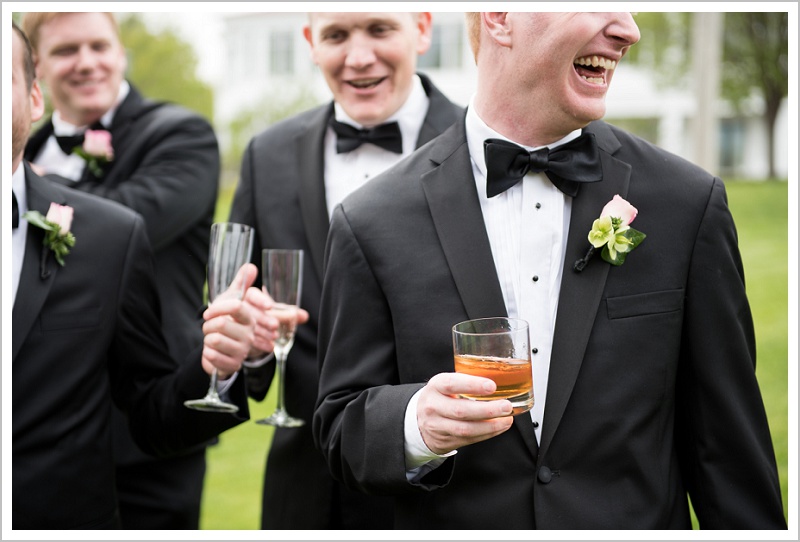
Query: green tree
221 85 322 180
721 12 788 178
628 12 788 178
118 14 214 122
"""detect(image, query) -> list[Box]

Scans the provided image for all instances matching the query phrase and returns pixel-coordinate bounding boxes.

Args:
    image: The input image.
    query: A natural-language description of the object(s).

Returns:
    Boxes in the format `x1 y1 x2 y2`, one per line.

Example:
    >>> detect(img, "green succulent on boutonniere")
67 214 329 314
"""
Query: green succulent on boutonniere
22 203 76 266
588 195 646 266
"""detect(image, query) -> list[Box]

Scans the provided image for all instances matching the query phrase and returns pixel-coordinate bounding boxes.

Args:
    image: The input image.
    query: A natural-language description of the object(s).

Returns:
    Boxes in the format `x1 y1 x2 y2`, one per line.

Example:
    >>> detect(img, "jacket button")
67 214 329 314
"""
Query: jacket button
538 466 552 484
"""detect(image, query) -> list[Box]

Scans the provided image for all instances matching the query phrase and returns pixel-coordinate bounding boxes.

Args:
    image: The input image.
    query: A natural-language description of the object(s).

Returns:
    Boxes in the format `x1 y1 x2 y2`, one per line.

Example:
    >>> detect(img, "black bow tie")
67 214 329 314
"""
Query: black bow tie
55 121 106 155
483 133 603 198
330 119 403 154
12 191 19 229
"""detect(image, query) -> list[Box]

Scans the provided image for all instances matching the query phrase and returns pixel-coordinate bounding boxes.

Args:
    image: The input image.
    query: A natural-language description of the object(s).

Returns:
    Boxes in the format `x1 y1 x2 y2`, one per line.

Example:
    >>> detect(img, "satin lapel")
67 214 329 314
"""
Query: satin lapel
24 119 54 161
13 166 64 359
415 73 464 148
419 123 507 323
297 105 333 282
79 84 157 183
538 130 631 460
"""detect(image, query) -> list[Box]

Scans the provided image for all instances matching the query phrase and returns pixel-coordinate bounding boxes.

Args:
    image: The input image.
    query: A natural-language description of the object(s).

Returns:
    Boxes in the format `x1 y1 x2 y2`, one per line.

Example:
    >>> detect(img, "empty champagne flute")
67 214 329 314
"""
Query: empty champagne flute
256 248 304 427
184 222 253 413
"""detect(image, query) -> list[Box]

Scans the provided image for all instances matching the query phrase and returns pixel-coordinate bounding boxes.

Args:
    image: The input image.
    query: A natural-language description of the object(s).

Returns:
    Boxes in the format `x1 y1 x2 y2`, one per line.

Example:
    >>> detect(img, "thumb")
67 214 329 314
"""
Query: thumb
229 262 258 299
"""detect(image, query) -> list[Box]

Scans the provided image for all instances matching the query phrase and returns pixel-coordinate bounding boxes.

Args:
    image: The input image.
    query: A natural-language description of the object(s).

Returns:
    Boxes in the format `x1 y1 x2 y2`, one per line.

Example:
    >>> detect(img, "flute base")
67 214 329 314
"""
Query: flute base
256 408 305 427
184 397 239 413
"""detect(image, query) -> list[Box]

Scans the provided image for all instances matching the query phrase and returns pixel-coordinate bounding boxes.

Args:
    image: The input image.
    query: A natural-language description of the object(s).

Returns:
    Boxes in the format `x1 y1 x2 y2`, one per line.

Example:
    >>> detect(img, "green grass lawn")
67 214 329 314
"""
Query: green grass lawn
200 179 790 530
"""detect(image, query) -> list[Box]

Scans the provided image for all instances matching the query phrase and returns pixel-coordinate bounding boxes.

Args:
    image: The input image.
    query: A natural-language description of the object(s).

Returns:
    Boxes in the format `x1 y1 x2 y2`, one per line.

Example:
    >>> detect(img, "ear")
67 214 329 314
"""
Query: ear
302 25 318 65
415 12 433 55
30 80 45 124
482 12 512 49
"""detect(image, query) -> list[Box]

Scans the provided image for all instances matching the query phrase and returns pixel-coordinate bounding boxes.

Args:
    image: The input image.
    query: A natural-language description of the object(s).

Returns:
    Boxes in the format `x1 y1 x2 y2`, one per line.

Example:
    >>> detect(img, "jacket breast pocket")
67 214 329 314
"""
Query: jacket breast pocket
40 306 102 332
605 288 685 320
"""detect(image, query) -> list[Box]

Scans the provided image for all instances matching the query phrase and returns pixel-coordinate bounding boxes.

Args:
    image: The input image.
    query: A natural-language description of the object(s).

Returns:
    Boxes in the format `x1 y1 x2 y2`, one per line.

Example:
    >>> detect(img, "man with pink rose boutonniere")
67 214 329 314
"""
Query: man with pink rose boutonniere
22 12 227 529
12 22 274 530
313 12 786 529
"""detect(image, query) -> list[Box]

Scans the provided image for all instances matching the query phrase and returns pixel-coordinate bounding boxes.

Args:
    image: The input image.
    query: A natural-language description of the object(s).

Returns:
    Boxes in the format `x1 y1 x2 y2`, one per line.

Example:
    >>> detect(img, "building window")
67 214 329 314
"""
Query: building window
270 31 294 75
719 118 746 176
418 23 463 70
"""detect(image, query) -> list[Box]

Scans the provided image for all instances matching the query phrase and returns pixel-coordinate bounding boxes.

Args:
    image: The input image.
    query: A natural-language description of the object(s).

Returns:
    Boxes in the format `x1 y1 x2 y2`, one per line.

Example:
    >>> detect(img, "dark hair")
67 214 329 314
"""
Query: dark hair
12 21 35 91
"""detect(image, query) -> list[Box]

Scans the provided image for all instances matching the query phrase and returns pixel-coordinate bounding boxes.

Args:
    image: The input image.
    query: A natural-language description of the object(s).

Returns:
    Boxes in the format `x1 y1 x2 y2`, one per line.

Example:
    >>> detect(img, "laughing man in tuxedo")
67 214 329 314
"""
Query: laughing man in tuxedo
230 12 463 529
11 22 269 530
22 12 221 529
313 12 786 529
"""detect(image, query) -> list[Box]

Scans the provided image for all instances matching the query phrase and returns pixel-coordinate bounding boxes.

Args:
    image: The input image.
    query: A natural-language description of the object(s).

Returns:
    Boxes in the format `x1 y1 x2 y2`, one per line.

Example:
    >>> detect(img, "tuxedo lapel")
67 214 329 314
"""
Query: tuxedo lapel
297 105 333 282
79 84 163 183
13 166 63 359
420 122 507 322
416 73 465 147
24 119 54 161
538 123 631 459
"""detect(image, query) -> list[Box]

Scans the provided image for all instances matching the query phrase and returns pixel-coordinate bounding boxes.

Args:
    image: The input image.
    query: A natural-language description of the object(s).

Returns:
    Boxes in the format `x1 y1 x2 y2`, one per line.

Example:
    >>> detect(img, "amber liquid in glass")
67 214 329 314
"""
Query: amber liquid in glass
454 354 534 415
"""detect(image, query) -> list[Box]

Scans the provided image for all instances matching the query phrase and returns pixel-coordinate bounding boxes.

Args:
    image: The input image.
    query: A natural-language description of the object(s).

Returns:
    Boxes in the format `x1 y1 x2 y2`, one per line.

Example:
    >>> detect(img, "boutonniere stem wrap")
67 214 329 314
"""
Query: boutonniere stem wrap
22 203 76 266
574 195 645 271
73 129 114 177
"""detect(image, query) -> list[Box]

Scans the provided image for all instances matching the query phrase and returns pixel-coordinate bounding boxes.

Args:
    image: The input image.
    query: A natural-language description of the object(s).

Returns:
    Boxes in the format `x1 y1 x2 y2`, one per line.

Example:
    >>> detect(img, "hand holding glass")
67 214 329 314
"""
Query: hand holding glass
452 317 534 416
184 222 253 413
257 249 305 427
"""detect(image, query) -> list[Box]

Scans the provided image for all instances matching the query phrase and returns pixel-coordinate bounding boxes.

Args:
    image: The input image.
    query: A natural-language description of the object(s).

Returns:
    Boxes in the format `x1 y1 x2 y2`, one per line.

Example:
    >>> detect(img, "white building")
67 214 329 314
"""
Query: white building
215 12 788 180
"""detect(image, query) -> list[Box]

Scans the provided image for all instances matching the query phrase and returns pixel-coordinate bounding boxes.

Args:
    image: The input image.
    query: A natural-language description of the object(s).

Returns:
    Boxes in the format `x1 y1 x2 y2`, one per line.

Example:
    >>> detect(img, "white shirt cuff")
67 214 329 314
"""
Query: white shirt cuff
242 352 275 369
215 369 239 396
404 388 457 480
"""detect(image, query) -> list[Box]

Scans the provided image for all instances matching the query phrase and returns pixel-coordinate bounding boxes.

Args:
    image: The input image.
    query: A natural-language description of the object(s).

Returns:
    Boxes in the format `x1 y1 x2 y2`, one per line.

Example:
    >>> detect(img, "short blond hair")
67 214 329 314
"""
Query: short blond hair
465 12 480 63
21 12 119 54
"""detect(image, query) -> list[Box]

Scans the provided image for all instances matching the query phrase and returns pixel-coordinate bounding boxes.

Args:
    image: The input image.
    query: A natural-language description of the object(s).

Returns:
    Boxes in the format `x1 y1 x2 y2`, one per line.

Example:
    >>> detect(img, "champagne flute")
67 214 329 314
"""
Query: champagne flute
184 222 254 413
256 248 304 427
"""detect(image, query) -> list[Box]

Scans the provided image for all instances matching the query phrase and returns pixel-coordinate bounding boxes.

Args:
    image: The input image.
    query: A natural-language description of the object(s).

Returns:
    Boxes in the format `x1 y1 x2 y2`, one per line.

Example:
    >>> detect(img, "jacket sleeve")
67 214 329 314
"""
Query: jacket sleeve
110 214 248 456
675 177 785 528
313 204 427 496
78 108 220 251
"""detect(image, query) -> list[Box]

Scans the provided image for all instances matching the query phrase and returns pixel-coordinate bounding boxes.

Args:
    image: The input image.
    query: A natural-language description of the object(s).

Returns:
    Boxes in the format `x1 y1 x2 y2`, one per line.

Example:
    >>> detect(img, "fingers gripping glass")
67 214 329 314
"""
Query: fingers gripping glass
184 222 253 413
256 249 305 428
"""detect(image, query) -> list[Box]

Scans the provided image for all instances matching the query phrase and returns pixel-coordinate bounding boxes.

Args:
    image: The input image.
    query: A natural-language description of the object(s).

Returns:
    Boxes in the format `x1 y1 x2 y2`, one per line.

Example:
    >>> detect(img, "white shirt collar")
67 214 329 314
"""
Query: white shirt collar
465 94 583 182
51 80 130 135
12 162 27 212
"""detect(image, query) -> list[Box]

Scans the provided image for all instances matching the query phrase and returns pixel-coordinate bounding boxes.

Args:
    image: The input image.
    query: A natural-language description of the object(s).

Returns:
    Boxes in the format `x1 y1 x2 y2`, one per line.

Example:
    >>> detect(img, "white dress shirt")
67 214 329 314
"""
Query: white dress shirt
324 74 429 218
12 164 28 306
404 97 582 478
33 80 129 180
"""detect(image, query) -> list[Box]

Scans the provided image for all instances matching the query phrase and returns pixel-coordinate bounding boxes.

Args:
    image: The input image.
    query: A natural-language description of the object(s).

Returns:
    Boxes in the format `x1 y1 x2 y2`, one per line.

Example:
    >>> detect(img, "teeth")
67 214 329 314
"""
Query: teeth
574 56 617 70
349 77 383 88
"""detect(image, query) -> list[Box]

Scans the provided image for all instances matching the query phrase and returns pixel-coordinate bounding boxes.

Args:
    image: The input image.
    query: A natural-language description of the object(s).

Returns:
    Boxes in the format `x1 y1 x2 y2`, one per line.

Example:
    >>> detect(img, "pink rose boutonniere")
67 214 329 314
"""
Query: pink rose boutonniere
574 195 646 271
22 203 76 266
73 129 114 177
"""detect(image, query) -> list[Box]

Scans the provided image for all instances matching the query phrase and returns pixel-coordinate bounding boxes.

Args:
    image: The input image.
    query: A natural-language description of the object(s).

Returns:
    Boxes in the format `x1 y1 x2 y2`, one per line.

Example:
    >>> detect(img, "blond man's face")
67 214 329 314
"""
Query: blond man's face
34 13 126 126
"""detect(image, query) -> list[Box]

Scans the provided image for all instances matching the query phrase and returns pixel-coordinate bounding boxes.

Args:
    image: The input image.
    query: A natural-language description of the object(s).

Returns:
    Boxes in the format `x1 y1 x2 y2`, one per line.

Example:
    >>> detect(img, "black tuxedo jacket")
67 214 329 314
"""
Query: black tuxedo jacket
229 73 463 528
25 83 220 469
12 166 247 529
314 115 786 529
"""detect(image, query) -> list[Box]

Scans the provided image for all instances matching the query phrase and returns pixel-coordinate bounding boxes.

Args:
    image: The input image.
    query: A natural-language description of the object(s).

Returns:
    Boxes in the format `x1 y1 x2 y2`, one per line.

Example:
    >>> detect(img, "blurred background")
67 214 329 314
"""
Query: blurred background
11 8 792 531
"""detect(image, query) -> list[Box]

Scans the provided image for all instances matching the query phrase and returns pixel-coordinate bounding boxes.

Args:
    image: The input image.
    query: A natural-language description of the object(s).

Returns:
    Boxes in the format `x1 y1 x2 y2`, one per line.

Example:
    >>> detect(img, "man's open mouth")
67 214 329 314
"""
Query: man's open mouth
573 56 617 85
347 76 387 89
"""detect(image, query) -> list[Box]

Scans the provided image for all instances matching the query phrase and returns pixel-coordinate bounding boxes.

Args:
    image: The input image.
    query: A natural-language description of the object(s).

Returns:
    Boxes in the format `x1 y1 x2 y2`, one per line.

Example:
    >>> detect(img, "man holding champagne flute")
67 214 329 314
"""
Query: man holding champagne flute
10 21 274 529
313 12 786 529
230 12 462 529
